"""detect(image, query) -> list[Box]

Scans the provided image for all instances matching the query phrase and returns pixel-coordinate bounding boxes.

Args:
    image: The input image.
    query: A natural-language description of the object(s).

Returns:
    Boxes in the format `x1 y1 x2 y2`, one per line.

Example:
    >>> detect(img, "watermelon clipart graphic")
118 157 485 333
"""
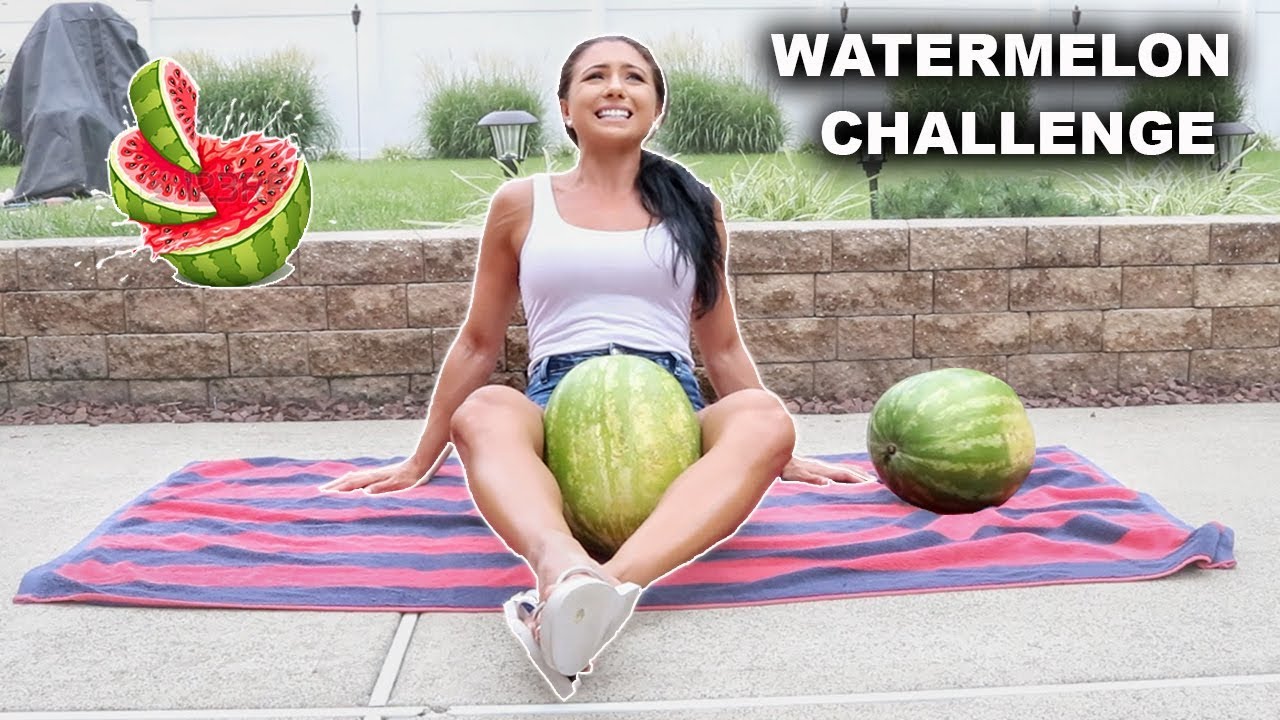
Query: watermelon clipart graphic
107 57 312 288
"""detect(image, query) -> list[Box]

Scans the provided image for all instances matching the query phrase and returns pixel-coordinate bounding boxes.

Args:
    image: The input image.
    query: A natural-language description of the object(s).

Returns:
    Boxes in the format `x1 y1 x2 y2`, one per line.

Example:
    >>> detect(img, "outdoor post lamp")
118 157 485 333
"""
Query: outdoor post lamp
1071 6 1081 113
478 110 538 177
1210 121 1254 174
858 146 885 219
351 3 362 160
837 1 884 218
839 2 848 106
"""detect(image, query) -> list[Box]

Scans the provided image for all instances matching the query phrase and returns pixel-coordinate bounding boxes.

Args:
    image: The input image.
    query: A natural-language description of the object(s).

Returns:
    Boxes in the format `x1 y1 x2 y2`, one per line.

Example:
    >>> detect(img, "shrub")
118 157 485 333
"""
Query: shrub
887 75 1033 146
1122 73 1245 121
1063 154 1280 216
173 49 340 156
0 130 18 167
879 170 1109 219
654 69 786 154
650 34 786 154
378 144 422 162
418 60 547 159
705 152 865 221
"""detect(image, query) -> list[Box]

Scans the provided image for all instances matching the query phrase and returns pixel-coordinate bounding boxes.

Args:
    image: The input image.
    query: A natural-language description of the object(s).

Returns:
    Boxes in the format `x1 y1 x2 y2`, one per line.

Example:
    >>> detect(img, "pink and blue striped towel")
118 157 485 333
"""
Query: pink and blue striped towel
14 445 1235 612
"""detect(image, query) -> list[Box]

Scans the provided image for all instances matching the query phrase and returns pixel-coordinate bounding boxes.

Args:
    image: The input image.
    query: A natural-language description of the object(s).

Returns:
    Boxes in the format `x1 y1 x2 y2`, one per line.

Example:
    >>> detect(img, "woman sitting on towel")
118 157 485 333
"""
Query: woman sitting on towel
322 34 869 698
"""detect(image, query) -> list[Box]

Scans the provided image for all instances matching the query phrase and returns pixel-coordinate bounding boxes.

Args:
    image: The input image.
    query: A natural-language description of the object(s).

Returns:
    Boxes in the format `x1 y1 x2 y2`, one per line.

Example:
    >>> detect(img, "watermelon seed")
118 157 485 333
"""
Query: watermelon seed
238 158 245 167
257 170 265 178
255 158 263 168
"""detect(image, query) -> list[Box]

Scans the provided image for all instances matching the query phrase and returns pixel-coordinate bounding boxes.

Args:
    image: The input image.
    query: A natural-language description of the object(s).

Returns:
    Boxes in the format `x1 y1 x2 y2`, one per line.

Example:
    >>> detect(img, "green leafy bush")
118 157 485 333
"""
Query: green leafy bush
879 170 1108 219
418 61 546 159
0 130 18 167
649 35 785 154
1122 73 1245 121
653 69 786 154
705 152 864 220
173 49 340 156
1063 155 1280 216
887 75 1033 145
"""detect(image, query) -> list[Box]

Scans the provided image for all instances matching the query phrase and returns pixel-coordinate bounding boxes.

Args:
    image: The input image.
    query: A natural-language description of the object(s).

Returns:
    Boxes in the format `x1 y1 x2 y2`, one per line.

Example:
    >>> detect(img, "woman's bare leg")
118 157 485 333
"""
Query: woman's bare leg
449 385 619 600
602 388 796 588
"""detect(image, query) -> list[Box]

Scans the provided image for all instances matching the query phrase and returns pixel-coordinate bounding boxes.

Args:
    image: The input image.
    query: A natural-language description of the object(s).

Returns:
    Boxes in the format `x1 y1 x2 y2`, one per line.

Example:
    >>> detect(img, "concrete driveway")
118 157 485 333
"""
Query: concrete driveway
2 402 1277 719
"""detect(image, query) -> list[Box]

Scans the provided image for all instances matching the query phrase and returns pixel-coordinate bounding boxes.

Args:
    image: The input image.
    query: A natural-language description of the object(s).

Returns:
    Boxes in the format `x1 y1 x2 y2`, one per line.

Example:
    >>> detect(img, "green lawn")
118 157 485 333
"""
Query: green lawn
1 150 1277 240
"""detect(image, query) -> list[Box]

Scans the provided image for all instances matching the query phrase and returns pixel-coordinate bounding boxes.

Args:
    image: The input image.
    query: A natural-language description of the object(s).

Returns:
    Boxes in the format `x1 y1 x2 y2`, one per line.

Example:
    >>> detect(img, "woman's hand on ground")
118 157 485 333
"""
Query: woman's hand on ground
319 459 434 495
780 455 877 486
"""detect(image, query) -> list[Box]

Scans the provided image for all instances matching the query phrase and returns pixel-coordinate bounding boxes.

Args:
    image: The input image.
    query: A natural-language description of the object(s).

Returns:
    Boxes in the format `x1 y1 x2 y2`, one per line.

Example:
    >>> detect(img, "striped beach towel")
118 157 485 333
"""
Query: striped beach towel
13 445 1234 612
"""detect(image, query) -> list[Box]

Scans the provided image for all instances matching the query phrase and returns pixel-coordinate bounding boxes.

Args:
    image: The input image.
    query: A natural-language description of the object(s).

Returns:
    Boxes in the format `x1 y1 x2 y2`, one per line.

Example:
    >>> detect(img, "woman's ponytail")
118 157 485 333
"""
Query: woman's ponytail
636 150 723 318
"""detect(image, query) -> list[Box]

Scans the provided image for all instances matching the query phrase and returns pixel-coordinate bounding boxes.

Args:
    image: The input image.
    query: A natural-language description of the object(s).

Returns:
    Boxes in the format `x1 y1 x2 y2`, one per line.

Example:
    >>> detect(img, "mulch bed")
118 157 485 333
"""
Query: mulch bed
1 379 1277 426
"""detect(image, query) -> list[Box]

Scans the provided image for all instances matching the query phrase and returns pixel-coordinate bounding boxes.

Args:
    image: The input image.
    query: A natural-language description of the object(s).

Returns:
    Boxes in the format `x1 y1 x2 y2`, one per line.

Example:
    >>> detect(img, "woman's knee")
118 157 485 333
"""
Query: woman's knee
449 384 535 444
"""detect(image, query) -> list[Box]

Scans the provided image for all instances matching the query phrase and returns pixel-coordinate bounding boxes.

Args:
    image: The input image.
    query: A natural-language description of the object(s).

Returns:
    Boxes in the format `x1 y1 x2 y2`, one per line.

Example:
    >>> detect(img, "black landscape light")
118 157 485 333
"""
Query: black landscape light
1071 6 1081 113
478 110 538 177
1210 121 1255 173
839 2 849 107
837 0 885 217
352 3 362 160
858 146 885 219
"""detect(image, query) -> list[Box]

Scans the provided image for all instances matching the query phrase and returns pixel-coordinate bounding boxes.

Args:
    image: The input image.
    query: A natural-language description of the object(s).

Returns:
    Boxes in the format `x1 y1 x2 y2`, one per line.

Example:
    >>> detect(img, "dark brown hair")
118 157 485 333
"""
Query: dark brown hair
556 35 723 317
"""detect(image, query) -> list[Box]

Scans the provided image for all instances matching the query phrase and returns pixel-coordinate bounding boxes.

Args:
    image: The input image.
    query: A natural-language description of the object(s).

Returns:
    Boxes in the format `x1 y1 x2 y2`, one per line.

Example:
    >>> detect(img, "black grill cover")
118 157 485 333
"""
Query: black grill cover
0 2 149 203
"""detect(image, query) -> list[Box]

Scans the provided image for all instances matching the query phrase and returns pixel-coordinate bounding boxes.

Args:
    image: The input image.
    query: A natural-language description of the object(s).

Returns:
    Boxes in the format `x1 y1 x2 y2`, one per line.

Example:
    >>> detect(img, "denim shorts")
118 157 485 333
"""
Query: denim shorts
525 343 706 412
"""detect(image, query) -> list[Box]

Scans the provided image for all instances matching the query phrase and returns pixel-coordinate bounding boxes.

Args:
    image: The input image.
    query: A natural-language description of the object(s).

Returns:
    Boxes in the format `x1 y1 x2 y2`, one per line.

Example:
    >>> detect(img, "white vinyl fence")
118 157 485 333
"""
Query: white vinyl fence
1 0 1275 158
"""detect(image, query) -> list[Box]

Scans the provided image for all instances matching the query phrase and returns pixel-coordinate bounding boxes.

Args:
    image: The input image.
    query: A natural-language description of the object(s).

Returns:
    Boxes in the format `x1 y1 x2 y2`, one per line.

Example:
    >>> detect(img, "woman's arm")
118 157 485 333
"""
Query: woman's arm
690 200 874 487
321 179 528 492
690 200 763 398
401 180 527 475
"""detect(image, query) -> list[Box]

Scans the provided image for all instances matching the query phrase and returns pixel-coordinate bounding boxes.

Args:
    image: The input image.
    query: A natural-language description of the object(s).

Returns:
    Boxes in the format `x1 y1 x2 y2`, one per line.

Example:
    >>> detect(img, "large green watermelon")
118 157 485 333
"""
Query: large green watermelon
543 355 703 557
866 368 1035 514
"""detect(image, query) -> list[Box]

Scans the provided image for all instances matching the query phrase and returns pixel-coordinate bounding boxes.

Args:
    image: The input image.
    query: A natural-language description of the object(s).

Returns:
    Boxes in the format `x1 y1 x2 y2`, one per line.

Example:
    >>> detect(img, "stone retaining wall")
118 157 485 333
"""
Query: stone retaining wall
1 216 1278 409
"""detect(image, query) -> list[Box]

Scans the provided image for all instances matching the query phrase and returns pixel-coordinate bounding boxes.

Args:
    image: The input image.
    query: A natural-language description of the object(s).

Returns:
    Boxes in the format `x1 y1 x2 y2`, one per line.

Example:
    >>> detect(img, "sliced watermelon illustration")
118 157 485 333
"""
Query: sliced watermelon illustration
138 133 312 287
109 56 312 288
107 128 215 225
128 57 202 174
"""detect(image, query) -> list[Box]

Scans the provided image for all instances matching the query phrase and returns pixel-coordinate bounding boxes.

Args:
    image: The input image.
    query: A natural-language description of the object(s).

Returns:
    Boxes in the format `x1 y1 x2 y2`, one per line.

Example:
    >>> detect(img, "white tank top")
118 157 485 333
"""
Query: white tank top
518 172 696 374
